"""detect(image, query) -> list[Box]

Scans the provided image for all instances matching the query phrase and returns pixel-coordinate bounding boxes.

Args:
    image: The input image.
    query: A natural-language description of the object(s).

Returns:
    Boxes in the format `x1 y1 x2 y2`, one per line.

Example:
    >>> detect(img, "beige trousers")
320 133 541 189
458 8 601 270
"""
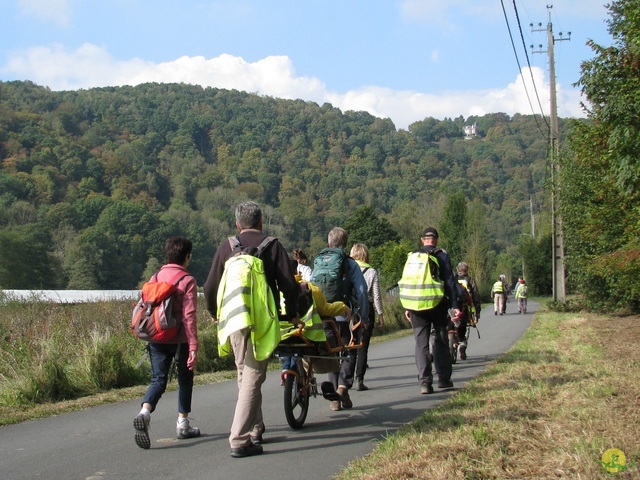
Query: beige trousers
228 328 267 448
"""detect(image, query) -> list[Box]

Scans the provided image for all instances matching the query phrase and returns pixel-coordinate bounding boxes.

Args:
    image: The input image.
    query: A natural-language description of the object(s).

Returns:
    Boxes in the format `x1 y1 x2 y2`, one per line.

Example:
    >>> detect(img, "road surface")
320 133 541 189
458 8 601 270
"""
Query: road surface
0 302 536 479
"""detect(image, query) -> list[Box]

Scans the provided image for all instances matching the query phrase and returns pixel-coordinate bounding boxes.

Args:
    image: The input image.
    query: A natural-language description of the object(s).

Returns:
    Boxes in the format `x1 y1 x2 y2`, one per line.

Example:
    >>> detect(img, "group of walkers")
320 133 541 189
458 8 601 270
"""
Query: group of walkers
129 200 520 459
491 274 528 315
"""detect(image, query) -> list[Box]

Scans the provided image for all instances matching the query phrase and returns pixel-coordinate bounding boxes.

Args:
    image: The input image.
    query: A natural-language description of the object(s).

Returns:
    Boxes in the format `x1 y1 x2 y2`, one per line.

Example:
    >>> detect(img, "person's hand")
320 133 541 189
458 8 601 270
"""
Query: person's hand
451 308 461 320
209 314 218 324
187 350 197 371
377 313 385 328
290 314 303 327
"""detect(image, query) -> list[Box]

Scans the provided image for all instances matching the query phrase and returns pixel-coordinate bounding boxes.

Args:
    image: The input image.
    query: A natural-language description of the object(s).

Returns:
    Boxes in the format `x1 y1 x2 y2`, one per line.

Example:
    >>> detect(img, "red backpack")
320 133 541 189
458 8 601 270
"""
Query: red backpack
131 271 189 342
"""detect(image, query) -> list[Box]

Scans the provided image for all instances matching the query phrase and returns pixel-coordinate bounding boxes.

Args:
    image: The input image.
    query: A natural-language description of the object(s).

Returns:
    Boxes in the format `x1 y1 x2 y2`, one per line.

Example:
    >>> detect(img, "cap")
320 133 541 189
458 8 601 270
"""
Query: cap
421 227 439 238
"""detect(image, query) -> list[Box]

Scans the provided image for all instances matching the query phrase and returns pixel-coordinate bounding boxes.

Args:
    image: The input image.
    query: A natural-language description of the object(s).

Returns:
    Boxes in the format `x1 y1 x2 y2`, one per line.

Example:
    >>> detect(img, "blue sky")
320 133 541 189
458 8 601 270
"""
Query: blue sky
1 0 611 130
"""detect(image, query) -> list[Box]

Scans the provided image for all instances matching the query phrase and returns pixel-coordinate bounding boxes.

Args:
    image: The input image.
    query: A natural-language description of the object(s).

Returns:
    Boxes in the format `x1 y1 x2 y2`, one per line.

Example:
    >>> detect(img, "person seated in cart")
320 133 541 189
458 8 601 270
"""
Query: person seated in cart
279 259 352 349
279 259 353 388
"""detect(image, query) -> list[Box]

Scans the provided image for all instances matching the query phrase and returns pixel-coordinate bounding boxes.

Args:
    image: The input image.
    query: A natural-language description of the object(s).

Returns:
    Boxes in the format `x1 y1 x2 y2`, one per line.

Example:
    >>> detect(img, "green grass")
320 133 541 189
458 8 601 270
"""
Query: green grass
335 308 640 479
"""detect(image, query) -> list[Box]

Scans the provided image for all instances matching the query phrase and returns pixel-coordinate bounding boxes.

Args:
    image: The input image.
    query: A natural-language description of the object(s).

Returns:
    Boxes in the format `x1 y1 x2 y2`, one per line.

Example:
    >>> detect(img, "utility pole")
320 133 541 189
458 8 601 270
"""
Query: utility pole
531 5 569 303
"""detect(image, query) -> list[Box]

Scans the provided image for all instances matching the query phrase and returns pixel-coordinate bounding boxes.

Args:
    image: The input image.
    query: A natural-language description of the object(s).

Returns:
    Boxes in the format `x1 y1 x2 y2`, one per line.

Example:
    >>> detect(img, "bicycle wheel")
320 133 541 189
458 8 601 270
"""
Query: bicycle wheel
448 332 458 364
283 366 309 429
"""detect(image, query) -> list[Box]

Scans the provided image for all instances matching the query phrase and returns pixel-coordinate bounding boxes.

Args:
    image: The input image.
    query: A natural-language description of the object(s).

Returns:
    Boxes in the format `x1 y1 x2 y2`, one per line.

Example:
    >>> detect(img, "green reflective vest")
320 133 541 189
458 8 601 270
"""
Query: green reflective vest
217 252 280 361
398 250 445 311
280 300 326 343
492 281 504 293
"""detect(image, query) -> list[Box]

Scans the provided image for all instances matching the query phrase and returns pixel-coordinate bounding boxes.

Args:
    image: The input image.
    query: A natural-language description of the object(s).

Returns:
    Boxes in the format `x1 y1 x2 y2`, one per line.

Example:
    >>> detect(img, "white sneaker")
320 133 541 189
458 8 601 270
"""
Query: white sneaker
177 420 201 439
133 413 151 449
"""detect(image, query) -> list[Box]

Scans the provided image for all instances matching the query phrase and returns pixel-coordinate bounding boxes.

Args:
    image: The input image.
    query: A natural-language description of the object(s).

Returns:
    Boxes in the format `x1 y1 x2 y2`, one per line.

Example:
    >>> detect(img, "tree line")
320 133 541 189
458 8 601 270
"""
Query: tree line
0 80 560 298
2 18 636 316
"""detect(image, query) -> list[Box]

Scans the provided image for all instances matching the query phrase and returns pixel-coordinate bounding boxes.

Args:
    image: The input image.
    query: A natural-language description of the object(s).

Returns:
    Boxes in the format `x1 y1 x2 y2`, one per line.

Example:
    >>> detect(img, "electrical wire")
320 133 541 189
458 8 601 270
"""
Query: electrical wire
500 0 548 139
511 0 550 131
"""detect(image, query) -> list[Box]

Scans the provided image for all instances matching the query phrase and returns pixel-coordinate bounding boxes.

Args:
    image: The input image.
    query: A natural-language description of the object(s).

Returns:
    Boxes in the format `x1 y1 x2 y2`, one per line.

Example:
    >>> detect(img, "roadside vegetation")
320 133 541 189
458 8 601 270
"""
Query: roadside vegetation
337 306 640 479
0 293 409 425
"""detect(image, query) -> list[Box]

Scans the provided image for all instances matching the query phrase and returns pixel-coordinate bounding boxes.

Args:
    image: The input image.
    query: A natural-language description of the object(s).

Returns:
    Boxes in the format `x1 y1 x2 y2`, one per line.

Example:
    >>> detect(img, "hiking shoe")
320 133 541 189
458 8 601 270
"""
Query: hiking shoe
337 386 353 409
438 380 454 389
230 443 263 458
330 400 342 411
356 379 369 391
459 344 467 360
133 413 151 449
321 381 340 401
420 384 434 394
176 423 201 440
494 311 497 315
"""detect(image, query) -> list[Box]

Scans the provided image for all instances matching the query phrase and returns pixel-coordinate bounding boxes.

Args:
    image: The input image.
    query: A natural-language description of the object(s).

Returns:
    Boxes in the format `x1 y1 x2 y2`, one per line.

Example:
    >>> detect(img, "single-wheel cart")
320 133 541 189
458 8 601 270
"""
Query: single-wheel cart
273 316 362 429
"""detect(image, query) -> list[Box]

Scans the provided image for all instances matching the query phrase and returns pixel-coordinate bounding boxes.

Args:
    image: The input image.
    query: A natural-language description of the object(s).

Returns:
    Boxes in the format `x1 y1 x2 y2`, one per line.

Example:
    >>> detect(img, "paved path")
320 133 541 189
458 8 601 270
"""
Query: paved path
0 302 536 480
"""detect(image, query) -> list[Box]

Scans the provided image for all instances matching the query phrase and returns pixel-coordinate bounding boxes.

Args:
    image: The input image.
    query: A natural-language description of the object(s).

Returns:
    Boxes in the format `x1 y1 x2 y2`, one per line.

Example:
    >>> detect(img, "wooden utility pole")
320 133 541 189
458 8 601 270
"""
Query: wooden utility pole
531 5 569 302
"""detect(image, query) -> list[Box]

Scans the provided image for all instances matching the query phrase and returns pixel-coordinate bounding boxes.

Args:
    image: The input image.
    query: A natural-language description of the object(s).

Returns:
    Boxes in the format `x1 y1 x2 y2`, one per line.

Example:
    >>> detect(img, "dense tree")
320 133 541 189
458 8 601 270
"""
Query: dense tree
343 206 400 249
0 80 561 291
563 0 640 311
439 191 467 266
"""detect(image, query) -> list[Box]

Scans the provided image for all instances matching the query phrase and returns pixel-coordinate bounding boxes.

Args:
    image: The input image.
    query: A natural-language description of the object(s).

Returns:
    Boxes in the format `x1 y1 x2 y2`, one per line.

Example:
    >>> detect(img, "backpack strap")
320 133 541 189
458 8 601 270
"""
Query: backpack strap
228 235 277 258
228 236 241 252
255 236 277 258
149 270 189 285
168 271 190 286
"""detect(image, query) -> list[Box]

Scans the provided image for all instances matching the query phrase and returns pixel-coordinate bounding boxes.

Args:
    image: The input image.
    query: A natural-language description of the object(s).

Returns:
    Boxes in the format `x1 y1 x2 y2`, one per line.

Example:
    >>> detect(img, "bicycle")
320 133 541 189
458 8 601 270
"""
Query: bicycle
273 315 362 429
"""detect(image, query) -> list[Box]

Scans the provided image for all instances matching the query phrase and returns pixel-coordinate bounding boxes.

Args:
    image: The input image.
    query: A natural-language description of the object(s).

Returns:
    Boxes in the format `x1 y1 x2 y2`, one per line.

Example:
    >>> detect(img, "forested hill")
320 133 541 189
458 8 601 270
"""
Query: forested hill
0 80 566 291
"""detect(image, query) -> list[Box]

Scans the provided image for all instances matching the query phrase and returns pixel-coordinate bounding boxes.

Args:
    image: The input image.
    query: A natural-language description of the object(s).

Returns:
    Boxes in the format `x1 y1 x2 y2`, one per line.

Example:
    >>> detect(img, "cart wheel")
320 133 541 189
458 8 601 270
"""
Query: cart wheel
448 332 458 364
284 369 309 429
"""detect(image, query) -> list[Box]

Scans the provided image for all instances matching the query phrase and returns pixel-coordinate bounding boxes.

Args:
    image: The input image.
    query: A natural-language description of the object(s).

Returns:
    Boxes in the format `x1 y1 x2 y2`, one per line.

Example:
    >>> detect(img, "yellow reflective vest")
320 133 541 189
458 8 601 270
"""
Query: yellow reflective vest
216 250 280 361
492 281 504 293
398 250 445 311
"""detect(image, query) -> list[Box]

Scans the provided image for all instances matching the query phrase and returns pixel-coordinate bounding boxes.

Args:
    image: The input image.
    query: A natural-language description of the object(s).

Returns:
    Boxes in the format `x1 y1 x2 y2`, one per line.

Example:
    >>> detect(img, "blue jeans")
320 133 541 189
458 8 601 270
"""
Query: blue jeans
142 342 194 414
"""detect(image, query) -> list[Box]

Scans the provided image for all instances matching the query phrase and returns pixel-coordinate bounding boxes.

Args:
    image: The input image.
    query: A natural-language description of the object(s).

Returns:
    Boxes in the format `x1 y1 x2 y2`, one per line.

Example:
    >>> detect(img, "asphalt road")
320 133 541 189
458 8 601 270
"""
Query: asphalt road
0 301 535 480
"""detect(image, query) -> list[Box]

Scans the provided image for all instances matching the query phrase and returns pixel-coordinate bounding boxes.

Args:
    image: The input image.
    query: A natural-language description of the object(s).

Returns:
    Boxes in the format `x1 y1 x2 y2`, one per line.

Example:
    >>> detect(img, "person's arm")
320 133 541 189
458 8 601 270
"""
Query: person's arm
272 241 300 322
371 269 385 327
311 283 348 317
438 251 460 311
203 242 229 320
299 264 313 282
180 275 199 370
348 259 369 326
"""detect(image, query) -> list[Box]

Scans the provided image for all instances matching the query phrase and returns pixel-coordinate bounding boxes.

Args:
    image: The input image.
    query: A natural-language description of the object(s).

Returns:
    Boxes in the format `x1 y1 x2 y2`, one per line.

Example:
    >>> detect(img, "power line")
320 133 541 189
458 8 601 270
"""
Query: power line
499 0 548 139
511 0 550 131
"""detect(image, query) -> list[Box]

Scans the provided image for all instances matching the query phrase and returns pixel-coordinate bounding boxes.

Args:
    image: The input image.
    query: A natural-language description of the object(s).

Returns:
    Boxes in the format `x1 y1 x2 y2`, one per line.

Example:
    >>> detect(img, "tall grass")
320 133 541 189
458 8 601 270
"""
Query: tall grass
0 297 232 408
0 293 408 412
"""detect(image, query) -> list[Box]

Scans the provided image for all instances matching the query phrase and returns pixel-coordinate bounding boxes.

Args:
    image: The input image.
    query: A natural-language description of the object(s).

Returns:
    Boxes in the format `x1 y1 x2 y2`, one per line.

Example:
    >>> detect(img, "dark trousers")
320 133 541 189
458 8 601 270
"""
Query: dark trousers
328 321 356 389
408 302 452 386
142 342 194 414
355 301 375 380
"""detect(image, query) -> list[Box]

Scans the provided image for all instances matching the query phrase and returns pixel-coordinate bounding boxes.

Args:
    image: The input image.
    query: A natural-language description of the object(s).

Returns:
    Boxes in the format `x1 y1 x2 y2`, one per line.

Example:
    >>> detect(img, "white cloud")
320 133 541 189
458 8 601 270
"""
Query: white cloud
17 0 74 27
1 44 585 130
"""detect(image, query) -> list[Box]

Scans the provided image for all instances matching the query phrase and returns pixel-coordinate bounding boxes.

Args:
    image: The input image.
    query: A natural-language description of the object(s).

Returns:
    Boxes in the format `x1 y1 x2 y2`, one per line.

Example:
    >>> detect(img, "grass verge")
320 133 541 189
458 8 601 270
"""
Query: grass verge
336 308 640 479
